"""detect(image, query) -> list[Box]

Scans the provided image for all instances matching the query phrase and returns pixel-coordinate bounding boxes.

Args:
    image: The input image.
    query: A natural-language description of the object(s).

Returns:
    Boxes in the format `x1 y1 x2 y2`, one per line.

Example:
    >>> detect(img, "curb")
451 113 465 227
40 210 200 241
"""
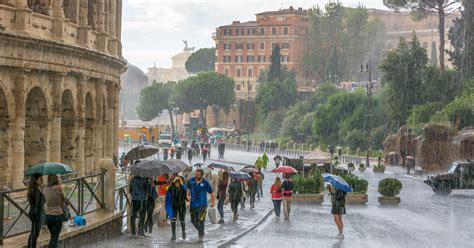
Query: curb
215 207 274 248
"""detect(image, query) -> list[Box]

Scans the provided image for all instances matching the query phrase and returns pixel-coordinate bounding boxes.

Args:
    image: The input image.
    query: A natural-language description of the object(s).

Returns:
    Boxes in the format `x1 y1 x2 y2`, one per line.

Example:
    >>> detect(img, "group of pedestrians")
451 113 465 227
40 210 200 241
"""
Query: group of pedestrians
27 174 69 248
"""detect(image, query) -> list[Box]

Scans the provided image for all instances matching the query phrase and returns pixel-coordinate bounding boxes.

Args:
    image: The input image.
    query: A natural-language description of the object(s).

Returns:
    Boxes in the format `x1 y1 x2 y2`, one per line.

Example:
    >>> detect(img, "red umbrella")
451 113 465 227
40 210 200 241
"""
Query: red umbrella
272 166 298 174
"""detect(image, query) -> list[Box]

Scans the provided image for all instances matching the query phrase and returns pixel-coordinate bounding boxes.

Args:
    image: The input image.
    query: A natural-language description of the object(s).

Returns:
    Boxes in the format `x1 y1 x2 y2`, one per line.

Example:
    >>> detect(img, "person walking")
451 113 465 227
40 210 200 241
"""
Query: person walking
270 177 283 220
129 174 148 237
163 148 169 161
202 147 208 163
247 173 258 209
43 174 66 248
170 147 176 159
240 179 248 209
27 173 45 248
281 174 294 220
256 170 264 199
216 172 229 224
274 155 282 168
144 178 158 235
176 147 182 159
187 169 214 242
187 148 193 165
328 184 347 240
167 176 188 241
227 178 243 221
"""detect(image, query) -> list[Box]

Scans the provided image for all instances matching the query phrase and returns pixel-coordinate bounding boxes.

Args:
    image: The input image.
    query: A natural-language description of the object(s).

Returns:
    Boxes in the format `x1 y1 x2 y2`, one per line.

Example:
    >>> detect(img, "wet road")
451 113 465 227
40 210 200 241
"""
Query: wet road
101 148 474 247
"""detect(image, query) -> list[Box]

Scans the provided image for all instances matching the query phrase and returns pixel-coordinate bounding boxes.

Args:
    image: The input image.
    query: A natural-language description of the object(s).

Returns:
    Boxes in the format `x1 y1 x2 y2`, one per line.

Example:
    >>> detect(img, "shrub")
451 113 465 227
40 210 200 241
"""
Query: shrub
348 163 355 168
341 174 368 193
373 163 385 173
359 163 365 168
378 178 402 197
293 172 323 194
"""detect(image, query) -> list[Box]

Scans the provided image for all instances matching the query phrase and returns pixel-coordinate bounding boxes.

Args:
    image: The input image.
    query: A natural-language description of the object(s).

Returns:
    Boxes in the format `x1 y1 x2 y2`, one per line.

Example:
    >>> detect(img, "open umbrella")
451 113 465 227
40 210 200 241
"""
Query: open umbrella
124 144 159 161
193 163 204 168
131 160 174 177
229 171 251 179
241 167 258 174
322 173 353 193
25 162 74 176
271 166 298 174
165 159 189 172
242 165 257 169
208 163 235 172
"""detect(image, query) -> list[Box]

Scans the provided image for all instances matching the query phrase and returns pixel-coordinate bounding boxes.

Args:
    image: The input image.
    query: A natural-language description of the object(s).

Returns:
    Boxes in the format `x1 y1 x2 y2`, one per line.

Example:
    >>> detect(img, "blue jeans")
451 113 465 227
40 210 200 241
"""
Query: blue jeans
272 200 282 218
217 197 225 219
46 214 63 248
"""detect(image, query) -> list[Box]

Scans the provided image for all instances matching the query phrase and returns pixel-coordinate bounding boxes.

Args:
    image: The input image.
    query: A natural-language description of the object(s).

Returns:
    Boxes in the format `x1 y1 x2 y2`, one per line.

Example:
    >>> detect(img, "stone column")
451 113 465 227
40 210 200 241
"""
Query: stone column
107 0 117 56
105 82 114 158
52 0 65 41
49 74 63 162
75 75 86 175
96 0 108 52
98 158 116 212
77 0 90 47
112 82 119 157
116 0 123 58
10 72 26 189
14 0 31 34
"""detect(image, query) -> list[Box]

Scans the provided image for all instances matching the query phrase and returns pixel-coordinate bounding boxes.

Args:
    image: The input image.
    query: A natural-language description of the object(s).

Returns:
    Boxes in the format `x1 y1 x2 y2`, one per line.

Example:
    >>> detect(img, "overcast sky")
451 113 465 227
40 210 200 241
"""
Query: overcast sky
122 0 388 72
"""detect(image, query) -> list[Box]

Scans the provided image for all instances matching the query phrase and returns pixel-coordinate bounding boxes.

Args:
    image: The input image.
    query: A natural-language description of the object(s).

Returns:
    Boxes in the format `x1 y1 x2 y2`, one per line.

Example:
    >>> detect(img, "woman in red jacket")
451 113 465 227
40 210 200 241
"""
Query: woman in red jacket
270 177 283 219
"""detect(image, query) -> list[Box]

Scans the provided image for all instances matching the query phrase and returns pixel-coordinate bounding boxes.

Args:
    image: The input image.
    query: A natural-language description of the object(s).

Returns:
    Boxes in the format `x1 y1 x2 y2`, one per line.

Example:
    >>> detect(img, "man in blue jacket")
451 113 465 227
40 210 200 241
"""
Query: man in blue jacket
187 169 215 242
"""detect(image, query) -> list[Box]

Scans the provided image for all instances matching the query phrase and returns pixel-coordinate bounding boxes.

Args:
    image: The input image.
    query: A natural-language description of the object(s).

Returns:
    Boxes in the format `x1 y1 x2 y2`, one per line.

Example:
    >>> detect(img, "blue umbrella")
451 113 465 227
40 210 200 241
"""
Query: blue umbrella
229 171 251 179
322 173 353 193
25 162 74 176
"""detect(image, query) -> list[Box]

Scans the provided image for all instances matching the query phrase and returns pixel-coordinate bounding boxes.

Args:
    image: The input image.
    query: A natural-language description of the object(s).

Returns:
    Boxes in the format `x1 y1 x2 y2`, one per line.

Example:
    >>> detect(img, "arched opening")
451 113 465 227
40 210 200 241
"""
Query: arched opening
0 88 9 185
60 90 76 167
27 0 51 16
24 87 48 171
85 92 95 172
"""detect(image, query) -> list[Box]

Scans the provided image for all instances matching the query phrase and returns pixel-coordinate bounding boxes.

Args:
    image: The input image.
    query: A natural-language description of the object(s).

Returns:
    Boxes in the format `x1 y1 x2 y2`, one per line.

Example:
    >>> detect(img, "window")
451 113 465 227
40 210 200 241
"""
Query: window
236 29 241 36
281 42 290 49
260 27 265 35
252 28 257 35
249 84 253 91
223 56 231 63
247 43 255 50
248 68 253 77
236 84 241 91
246 56 254 63
235 55 242 63
272 27 277 34
224 43 231 50
258 55 266 63
236 68 241 77
259 42 265 49
284 27 289 35
247 29 251 35
236 43 243 50
281 55 289 63
224 29 232 36
224 68 229 76
272 43 278 49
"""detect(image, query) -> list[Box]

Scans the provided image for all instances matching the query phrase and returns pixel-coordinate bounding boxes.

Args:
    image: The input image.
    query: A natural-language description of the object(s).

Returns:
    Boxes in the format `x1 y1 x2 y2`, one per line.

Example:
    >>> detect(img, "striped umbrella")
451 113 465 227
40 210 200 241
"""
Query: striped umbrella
131 160 173 178
124 144 159 161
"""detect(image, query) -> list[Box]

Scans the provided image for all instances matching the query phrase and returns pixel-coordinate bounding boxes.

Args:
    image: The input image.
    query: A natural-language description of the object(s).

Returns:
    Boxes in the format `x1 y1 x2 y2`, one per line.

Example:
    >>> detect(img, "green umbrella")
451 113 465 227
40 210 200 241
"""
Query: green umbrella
25 162 74 176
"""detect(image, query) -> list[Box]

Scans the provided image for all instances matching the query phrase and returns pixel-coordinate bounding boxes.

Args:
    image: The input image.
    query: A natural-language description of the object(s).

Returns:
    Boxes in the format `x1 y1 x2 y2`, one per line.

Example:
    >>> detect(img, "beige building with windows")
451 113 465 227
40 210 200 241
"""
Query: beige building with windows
146 47 193 85
0 0 126 188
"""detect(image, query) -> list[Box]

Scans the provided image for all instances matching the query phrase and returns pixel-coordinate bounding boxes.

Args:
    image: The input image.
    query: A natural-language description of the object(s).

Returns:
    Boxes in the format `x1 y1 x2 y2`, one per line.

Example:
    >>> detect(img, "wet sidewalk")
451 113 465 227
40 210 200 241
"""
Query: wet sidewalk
89 195 273 247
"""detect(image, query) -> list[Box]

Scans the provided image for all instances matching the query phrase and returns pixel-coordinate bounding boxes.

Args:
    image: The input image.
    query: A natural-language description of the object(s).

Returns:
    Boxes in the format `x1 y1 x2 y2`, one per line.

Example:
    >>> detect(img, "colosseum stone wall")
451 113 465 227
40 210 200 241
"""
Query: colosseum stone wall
0 0 126 188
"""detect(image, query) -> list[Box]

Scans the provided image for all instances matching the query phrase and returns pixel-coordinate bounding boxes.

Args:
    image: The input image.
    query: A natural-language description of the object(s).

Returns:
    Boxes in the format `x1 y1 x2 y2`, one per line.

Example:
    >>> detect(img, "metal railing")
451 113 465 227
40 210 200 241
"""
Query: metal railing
224 143 310 158
0 173 105 245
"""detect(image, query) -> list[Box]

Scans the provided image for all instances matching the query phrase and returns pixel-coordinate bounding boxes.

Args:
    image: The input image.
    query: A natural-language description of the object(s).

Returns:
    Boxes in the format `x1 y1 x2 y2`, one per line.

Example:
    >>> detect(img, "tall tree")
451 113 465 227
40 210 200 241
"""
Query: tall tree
462 0 474 79
172 72 235 128
267 44 282 81
185 48 216 73
136 81 176 134
383 0 462 71
380 34 429 127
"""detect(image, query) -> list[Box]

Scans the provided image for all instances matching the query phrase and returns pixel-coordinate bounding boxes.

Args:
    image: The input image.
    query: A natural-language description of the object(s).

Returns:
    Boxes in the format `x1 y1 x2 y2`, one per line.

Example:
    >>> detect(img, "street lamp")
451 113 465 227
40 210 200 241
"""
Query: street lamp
360 61 373 168
246 80 251 151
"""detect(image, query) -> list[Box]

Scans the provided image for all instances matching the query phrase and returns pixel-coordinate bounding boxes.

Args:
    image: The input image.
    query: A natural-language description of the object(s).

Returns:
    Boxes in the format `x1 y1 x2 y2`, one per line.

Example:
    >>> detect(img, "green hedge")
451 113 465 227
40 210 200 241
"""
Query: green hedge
378 178 402 197
341 174 368 193
293 172 323 194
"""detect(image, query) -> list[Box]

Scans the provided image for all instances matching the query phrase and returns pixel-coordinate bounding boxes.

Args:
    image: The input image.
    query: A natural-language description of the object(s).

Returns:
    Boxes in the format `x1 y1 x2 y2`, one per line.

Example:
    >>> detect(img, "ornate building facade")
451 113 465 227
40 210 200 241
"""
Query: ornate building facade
0 0 126 188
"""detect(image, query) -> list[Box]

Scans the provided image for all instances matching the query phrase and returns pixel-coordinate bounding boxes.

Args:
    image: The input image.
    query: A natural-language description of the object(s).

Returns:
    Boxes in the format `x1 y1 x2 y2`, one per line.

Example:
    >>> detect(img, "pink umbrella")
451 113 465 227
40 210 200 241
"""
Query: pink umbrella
271 166 298 174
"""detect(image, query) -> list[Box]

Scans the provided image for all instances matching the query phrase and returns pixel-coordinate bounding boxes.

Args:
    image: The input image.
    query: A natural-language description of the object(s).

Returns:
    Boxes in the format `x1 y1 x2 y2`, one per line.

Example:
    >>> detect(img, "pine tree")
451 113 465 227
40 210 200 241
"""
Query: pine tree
268 44 281 80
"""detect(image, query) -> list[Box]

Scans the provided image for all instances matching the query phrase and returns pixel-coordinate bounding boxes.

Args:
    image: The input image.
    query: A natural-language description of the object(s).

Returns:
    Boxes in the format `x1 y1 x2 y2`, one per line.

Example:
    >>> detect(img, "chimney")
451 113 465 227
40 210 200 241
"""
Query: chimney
289 6 293 10
232 21 240 24
298 7 303 12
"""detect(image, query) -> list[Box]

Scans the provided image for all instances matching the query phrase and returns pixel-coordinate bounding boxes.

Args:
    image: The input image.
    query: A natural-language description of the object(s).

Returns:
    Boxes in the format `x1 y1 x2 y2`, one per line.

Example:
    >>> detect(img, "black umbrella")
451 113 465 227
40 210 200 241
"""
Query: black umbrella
124 144 159 161
229 171 251 179
193 163 204 168
208 163 235 172
165 159 189 173
241 167 258 174
131 160 173 178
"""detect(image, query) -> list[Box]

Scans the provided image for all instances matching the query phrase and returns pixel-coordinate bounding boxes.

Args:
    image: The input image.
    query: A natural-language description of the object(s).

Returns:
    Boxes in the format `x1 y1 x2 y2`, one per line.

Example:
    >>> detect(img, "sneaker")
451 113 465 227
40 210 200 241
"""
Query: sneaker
198 236 204 242
335 233 344 240
218 219 225 224
276 216 280 220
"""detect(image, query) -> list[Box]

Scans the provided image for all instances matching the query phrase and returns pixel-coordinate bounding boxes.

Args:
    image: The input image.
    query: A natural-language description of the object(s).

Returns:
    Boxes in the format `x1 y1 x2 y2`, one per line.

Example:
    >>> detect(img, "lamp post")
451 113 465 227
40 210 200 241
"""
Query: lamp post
246 80 251 151
168 100 176 141
360 61 373 168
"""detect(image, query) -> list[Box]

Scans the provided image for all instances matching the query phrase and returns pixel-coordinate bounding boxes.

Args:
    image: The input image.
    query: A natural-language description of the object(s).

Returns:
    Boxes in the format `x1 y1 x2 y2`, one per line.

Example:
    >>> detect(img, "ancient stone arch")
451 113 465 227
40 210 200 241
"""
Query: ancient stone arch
60 89 76 167
24 86 48 171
